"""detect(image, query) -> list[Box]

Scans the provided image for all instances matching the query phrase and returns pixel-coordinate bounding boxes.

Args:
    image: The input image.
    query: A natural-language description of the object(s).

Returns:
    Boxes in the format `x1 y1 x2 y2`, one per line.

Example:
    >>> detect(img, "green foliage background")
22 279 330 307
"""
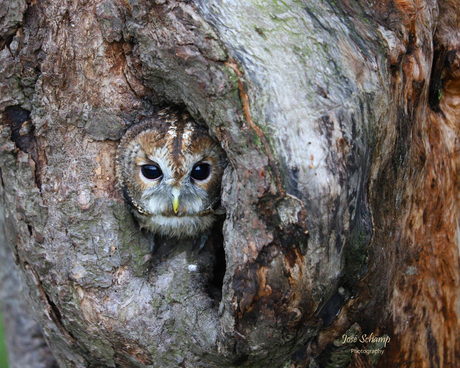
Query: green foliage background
0 308 8 368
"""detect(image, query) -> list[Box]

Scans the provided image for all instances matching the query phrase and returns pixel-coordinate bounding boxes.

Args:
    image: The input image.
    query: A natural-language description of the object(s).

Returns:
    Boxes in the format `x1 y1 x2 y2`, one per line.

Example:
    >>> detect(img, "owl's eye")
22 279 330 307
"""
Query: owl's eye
141 165 163 180
191 163 211 181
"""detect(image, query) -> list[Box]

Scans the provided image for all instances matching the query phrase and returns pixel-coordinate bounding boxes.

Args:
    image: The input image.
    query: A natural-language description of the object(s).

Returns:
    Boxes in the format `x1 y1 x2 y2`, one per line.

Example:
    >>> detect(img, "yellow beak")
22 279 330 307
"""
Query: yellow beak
171 187 180 214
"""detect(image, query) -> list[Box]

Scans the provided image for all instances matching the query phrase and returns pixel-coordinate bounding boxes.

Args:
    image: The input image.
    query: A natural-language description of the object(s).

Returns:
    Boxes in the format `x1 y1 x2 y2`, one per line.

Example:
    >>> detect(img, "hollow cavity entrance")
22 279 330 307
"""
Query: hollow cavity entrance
206 219 226 304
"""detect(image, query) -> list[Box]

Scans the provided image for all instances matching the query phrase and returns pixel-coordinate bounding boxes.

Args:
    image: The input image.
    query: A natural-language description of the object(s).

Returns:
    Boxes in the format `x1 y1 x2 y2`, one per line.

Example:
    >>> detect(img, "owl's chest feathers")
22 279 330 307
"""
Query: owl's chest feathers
133 210 217 238
142 191 205 217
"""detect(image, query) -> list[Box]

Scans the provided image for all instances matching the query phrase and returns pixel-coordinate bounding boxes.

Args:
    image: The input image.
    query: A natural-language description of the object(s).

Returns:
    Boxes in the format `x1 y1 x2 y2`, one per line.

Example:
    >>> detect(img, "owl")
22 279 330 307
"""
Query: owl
116 108 227 241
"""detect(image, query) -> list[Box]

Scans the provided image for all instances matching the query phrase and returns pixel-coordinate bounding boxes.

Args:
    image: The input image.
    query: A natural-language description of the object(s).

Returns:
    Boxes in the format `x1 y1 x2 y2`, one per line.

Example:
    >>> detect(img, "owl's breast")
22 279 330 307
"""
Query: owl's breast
142 193 204 218
134 212 217 238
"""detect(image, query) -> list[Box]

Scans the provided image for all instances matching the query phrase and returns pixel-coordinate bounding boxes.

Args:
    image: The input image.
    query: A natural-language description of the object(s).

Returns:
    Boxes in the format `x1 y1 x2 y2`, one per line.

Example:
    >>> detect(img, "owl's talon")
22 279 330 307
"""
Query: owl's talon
192 230 211 253
198 231 211 252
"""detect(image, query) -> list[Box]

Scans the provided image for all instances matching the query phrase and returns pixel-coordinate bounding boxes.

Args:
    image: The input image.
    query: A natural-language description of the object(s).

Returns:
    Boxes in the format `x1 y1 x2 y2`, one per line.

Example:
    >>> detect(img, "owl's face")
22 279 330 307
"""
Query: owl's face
116 108 227 238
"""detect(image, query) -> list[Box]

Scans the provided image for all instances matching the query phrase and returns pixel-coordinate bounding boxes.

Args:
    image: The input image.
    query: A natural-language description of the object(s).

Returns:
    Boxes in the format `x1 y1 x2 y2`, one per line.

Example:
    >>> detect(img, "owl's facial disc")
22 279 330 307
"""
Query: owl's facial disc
116 108 228 238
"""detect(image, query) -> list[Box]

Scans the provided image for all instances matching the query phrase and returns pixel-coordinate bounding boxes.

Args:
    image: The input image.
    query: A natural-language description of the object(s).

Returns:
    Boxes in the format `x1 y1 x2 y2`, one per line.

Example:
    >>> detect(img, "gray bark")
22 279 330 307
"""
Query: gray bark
0 209 58 368
0 0 459 367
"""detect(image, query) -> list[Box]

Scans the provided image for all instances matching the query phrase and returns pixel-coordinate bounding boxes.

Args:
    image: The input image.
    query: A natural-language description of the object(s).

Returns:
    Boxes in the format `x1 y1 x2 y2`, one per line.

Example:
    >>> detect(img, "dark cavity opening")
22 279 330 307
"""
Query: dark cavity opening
3 106 35 154
205 218 226 304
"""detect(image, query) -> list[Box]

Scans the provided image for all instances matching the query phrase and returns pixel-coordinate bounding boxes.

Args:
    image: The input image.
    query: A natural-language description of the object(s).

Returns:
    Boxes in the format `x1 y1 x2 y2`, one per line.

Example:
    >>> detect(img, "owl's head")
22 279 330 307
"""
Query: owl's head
116 108 227 238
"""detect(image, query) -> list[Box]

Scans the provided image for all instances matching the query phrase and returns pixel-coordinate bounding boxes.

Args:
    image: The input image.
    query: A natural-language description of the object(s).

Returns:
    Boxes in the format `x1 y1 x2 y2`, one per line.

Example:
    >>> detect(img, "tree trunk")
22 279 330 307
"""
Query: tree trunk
0 210 59 368
0 0 458 367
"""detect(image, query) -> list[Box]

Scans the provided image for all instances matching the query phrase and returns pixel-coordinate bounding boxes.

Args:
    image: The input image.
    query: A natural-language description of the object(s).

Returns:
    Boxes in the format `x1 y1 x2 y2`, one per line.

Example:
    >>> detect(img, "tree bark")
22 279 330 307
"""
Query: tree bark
0 209 59 368
0 0 459 367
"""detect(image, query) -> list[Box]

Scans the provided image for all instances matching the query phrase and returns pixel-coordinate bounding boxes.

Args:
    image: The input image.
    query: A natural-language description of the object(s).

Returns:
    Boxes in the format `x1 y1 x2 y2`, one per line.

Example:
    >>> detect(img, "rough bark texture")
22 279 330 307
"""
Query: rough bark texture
0 210 59 368
0 0 458 367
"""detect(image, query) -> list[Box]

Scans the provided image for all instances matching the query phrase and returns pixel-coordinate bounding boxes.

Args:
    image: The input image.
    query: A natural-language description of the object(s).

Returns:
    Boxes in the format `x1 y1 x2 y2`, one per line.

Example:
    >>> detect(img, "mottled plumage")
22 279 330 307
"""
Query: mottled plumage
116 108 227 239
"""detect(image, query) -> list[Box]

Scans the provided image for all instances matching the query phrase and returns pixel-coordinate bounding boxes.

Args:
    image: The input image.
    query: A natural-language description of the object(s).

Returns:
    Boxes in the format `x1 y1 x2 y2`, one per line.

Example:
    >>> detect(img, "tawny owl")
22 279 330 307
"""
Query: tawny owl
116 108 227 240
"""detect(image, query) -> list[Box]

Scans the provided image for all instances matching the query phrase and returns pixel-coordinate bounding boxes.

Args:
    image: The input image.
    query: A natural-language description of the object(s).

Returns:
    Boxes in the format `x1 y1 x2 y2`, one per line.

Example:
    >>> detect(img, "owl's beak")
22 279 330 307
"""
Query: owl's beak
171 187 180 214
